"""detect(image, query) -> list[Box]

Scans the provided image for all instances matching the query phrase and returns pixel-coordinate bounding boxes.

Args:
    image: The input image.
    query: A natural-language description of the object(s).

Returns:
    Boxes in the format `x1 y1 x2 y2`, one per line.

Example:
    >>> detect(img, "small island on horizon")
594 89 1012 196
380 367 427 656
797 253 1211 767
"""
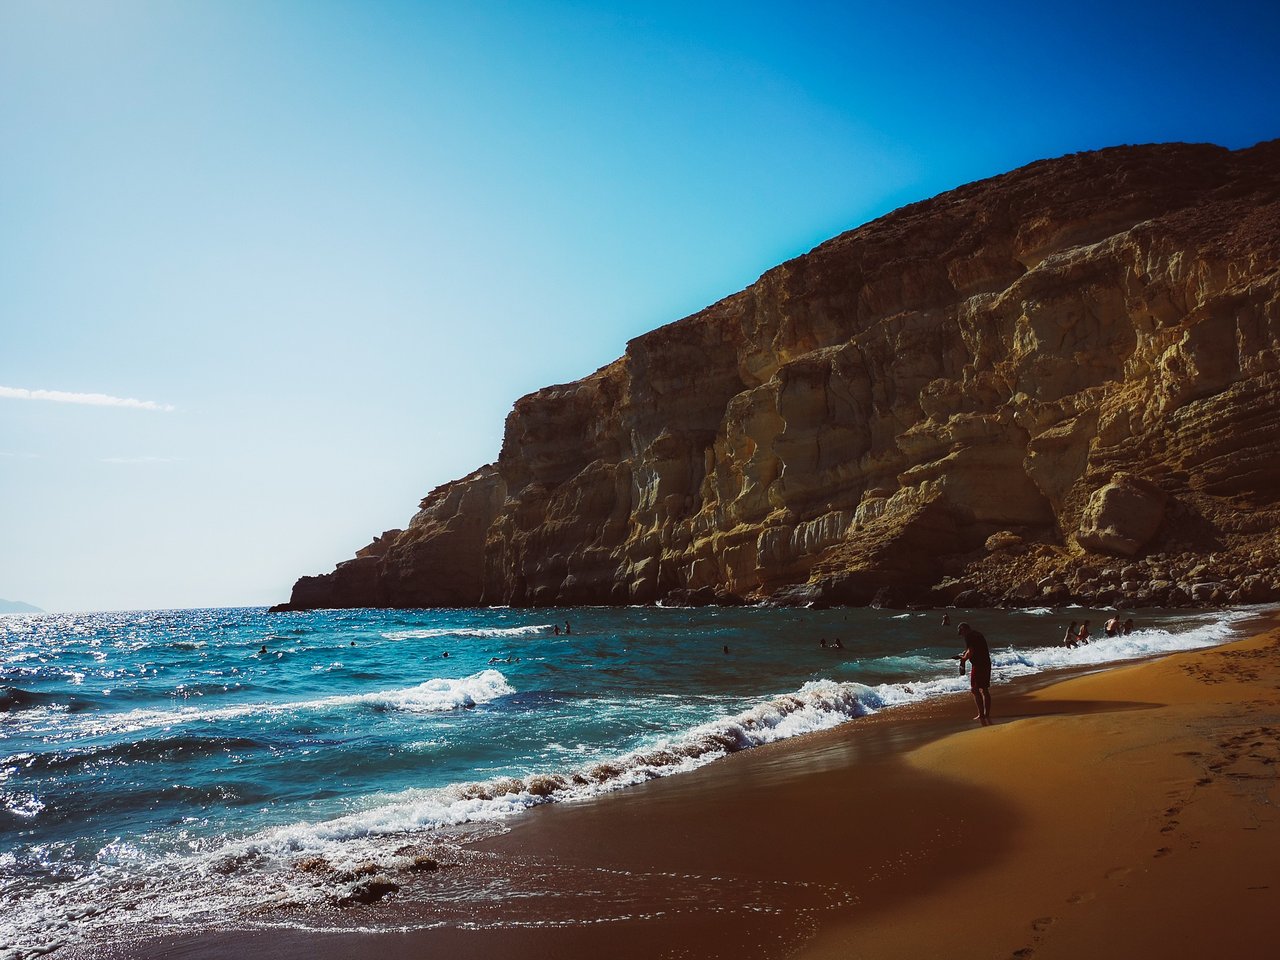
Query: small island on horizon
275 138 1280 616
0 597 44 614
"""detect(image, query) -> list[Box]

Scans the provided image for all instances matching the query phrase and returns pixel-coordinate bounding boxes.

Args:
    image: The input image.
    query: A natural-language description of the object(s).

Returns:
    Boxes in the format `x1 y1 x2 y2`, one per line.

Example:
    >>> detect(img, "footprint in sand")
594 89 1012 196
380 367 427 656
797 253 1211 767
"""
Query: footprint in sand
1067 891 1096 905
1154 847 1173 858
1031 916 1057 933
1104 866 1132 883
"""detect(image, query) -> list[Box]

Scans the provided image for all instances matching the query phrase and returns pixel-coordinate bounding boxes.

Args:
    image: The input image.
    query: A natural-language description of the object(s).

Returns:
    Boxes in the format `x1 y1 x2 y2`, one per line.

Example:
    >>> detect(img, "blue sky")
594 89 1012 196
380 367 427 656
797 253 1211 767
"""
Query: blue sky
2 0 1277 612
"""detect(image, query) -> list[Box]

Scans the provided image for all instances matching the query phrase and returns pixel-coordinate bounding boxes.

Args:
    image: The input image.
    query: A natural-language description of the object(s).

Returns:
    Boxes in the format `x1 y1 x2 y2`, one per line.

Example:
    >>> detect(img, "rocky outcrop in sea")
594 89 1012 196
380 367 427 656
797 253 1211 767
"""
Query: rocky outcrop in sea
276 140 1280 612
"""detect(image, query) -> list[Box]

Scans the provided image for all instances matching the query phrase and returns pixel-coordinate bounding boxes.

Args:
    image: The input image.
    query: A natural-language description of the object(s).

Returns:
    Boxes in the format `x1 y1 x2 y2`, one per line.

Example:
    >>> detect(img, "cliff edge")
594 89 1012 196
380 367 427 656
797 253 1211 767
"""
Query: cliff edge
276 140 1280 611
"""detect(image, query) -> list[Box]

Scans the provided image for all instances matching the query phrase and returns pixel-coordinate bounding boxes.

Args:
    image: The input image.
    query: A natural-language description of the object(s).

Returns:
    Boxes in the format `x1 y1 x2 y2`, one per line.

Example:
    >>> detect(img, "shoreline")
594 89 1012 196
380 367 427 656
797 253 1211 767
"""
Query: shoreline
266 599 1257 614
61 606 1280 960
801 611 1280 958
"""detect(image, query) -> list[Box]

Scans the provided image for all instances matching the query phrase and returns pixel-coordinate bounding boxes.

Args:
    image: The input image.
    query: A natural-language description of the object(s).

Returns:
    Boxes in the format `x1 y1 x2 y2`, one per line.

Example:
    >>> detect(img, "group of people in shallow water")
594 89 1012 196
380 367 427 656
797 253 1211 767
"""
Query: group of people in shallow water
1061 615 1134 647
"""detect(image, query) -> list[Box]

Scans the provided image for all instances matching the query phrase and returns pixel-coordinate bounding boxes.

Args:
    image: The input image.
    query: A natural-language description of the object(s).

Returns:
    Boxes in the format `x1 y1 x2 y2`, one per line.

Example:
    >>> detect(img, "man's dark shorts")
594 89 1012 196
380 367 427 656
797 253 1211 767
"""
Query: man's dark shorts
970 659 991 689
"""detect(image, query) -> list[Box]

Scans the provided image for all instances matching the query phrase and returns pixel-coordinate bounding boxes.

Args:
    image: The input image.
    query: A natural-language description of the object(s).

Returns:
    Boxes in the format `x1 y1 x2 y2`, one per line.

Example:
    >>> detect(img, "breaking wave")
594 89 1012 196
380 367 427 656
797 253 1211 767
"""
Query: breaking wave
14 670 516 738
212 676 892 862
228 609 1255 856
990 611 1248 673
381 624 556 641
1 606 1253 956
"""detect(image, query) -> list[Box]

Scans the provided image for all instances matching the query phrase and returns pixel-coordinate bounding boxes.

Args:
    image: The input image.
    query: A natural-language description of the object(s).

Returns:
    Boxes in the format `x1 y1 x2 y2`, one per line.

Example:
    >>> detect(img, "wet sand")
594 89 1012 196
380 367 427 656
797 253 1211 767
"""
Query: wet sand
801 620 1280 959
70 616 1280 960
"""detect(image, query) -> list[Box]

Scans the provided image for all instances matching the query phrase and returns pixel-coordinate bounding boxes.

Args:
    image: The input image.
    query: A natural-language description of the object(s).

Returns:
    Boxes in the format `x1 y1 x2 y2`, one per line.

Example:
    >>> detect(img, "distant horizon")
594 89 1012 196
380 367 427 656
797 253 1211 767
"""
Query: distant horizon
4 1 1278 613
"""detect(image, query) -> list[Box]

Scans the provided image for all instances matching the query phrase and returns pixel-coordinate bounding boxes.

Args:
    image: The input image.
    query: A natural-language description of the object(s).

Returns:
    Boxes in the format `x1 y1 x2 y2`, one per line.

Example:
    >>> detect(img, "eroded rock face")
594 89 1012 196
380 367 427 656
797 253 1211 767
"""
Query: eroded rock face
275 140 1280 611
1076 474 1168 556
282 466 505 610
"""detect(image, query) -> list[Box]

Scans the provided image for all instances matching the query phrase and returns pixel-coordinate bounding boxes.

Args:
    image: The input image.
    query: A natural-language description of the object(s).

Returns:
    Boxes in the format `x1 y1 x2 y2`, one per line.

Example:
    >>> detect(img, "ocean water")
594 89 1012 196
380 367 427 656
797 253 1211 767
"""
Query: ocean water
0 604 1252 955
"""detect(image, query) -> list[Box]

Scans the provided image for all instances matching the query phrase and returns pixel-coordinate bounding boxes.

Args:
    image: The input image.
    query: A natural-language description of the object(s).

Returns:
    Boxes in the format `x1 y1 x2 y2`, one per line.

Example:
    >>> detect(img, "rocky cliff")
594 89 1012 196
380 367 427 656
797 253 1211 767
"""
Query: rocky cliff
276 140 1280 612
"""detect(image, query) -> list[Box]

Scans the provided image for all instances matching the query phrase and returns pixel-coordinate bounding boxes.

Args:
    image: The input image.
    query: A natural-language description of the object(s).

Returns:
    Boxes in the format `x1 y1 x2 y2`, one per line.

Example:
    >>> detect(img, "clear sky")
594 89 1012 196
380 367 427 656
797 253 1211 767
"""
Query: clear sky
2 0 1277 612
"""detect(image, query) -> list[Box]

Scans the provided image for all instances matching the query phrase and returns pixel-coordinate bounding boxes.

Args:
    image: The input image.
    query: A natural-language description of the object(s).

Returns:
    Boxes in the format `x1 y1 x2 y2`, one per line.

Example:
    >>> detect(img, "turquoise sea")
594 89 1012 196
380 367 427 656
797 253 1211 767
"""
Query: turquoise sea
0 604 1250 956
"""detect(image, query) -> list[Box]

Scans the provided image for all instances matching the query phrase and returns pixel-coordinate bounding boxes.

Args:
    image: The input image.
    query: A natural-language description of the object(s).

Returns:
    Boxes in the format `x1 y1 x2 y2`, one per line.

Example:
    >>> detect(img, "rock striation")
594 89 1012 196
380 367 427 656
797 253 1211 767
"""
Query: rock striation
275 140 1280 612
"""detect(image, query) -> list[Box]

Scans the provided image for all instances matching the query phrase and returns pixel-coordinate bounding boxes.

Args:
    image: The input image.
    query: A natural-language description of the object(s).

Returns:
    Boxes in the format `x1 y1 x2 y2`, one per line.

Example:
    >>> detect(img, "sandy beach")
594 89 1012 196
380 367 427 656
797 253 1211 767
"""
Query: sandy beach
802 617 1280 959
70 612 1280 960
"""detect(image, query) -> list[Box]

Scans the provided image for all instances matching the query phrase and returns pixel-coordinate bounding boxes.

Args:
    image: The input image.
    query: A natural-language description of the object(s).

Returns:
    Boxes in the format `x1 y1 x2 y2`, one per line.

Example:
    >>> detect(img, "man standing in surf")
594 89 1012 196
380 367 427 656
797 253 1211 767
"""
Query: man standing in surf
958 622 992 725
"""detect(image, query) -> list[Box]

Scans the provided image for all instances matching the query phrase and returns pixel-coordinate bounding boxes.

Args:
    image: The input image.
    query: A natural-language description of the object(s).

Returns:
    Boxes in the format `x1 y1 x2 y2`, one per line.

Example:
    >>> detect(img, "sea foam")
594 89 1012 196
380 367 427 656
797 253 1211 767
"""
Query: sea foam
217 609 1255 858
0 606 1255 956
9 669 515 738
381 624 556 641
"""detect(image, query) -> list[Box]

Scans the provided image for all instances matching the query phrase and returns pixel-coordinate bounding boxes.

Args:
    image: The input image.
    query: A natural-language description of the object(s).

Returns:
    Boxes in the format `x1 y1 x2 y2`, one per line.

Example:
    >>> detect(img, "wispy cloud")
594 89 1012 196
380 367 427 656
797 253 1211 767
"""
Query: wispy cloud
100 456 184 464
0 451 41 459
0 385 175 412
